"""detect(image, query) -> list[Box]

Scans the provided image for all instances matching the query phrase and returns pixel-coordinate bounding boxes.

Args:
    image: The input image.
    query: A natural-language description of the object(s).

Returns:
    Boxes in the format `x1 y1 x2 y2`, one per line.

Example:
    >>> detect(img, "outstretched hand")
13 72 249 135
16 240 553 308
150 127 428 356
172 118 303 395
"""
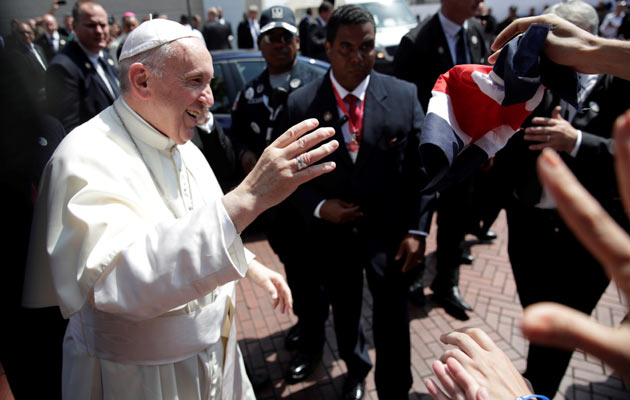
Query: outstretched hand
223 118 338 232
488 14 630 78
246 259 293 314
426 328 532 400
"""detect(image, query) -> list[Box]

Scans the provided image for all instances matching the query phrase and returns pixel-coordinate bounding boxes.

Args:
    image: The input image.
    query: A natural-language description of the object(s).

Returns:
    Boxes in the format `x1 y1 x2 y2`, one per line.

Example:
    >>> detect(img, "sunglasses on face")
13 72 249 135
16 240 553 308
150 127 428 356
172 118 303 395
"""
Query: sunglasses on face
261 31 296 45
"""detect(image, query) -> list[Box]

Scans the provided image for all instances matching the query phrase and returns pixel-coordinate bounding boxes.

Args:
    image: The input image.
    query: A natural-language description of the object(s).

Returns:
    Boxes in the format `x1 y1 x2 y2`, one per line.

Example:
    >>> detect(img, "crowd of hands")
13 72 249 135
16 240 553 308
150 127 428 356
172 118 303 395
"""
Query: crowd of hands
232 13 630 399
425 14 630 399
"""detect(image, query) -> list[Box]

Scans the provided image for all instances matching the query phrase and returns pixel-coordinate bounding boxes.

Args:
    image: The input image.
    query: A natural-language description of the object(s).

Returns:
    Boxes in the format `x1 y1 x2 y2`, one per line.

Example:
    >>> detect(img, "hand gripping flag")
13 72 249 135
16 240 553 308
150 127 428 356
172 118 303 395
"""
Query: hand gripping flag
421 23 578 191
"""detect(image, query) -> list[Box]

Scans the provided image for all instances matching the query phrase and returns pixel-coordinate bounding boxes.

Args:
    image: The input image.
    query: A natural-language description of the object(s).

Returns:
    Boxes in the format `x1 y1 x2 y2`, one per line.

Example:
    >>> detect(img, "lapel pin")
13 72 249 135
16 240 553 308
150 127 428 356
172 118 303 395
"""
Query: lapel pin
84 62 91 69
256 84 264 94
471 35 478 45
290 78 301 89
323 111 333 122
107 58 114 66
437 46 444 55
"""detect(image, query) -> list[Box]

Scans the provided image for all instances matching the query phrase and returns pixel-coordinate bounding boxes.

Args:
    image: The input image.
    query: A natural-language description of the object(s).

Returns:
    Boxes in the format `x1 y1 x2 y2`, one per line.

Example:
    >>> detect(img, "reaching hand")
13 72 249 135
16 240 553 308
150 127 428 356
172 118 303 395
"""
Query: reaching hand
524 105 579 153
223 118 338 232
245 259 293 314
489 14 630 80
426 328 532 400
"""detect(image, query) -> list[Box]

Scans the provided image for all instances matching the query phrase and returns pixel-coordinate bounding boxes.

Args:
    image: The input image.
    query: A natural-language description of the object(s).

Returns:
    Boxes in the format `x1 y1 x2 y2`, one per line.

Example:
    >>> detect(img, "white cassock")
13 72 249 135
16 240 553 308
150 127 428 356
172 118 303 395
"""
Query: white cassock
23 97 256 400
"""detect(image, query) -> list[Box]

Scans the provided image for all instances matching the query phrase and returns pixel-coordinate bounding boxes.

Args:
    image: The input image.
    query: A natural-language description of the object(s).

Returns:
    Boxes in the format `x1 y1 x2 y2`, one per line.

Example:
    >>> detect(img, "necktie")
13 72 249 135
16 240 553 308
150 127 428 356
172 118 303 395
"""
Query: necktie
98 57 120 98
455 27 467 65
30 46 46 70
345 93 361 141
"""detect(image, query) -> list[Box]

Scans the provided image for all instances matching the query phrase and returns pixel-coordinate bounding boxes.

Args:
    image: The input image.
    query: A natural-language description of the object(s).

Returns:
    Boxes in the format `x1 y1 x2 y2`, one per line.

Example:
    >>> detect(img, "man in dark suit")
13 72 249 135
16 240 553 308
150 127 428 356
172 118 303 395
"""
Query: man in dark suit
4 21 48 111
393 0 488 320
305 1 333 61
203 7 231 50
277 5 430 399
492 1 630 396
237 5 260 49
298 8 314 57
34 14 68 62
46 1 119 133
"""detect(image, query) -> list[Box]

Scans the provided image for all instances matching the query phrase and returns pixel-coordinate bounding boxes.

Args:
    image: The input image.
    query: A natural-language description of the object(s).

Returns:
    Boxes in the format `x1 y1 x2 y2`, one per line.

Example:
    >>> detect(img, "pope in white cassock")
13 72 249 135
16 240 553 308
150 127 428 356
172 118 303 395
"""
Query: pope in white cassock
22 19 338 399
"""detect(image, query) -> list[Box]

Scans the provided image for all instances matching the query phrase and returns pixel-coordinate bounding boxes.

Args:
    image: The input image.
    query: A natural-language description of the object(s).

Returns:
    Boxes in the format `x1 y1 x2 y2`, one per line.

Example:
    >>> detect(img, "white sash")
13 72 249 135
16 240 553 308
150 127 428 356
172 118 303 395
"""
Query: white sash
68 286 233 366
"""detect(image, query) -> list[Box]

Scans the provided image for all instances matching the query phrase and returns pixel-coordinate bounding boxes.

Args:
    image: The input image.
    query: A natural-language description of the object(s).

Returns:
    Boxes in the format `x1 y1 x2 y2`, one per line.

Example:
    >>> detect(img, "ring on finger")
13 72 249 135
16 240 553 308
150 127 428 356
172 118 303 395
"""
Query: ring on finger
295 155 308 171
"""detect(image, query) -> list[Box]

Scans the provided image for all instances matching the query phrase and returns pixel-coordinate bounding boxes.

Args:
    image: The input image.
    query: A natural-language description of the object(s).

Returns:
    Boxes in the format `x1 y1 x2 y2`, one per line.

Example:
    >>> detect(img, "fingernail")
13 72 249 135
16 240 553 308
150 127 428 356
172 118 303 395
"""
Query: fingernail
478 387 489 400
540 147 561 168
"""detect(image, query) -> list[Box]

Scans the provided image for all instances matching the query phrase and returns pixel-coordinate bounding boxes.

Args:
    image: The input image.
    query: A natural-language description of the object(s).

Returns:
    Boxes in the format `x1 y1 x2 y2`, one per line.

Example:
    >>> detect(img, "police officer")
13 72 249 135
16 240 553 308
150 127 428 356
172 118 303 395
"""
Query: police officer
229 6 328 375
231 5 322 174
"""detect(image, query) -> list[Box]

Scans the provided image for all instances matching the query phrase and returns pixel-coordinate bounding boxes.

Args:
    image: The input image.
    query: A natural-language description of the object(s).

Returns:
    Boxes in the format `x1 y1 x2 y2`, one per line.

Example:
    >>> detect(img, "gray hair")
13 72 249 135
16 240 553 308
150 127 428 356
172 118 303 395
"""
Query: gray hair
544 0 599 35
119 41 179 93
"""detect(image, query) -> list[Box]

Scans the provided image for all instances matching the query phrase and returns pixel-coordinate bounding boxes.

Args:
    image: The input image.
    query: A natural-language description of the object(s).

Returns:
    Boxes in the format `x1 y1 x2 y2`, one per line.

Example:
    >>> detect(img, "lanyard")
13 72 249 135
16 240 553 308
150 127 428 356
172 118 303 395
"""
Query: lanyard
331 82 365 142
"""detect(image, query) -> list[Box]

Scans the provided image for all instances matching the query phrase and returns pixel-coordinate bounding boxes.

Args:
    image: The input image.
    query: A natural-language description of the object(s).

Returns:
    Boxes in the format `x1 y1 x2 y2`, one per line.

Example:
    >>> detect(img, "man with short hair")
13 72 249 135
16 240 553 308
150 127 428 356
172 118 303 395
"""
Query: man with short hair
34 13 68 62
230 5 328 378
46 1 120 133
203 7 231 50
277 5 430 399
307 1 333 61
23 18 337 399
393 0 488 320
237 5 260 49
109 11 138 63
4 21 48 109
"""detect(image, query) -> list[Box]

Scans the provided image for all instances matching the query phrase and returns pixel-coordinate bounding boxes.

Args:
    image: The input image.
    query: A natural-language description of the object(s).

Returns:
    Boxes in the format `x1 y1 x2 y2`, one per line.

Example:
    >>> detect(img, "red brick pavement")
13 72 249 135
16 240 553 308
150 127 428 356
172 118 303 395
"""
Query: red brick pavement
237 211 630 400
1 211 626 399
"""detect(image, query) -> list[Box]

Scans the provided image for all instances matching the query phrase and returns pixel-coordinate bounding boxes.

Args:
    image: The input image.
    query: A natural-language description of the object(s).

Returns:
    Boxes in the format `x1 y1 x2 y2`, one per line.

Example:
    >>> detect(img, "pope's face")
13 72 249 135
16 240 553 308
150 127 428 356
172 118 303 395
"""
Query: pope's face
150 38 214 145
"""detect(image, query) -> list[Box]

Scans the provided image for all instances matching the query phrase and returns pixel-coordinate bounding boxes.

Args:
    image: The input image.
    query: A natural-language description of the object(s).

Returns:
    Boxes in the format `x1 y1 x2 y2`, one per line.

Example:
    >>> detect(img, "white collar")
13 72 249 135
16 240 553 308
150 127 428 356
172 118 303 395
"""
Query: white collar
76 39 103 64
115 97 176 151
438 11 468 39
329 70 370 102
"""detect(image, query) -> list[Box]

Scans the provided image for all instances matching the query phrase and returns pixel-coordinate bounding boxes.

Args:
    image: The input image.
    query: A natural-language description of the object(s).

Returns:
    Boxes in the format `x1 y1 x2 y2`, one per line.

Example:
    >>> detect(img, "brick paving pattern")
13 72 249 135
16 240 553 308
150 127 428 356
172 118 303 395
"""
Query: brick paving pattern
237 211 630 400
1 211 627 399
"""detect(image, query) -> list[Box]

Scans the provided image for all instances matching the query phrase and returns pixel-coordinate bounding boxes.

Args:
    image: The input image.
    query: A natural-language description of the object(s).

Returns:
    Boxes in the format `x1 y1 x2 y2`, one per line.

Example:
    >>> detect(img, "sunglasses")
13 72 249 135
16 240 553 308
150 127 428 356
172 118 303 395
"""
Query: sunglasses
261 31 296 45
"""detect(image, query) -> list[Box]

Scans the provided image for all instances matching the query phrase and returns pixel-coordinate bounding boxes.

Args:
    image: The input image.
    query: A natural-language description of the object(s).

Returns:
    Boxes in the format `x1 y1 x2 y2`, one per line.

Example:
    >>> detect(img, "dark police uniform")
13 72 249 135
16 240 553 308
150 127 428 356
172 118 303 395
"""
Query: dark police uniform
230 61 322 163
229 61 328 352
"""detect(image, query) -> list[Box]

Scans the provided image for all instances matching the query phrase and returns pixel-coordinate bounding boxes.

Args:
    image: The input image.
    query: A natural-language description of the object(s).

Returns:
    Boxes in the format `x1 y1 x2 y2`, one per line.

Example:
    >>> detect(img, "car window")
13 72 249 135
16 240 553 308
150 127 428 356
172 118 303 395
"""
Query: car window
235 59 267 85
210 63 231 115
361 2 415 28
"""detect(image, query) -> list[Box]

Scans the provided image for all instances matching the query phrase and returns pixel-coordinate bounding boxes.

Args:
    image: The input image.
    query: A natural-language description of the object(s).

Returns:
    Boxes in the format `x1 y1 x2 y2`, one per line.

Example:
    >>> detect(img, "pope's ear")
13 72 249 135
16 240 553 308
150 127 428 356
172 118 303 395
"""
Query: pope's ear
127 63 151 99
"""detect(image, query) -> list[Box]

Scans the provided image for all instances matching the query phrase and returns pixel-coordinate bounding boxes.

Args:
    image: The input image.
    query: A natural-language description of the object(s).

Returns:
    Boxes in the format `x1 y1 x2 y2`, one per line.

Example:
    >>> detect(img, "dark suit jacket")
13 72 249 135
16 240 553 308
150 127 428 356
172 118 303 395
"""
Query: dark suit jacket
298 16 314 57
203 21 231 50
306 18 328 62
34 31 68 62
3 41 47 109
46 40 119 132
495 74 630 225
277 71 432 240
393 13 487 111
237 20 255 49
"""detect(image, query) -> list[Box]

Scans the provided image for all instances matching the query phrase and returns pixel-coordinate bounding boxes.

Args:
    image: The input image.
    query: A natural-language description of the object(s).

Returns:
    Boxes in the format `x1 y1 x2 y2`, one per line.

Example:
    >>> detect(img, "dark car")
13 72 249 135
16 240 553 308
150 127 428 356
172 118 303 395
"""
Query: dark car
209 49 330 134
